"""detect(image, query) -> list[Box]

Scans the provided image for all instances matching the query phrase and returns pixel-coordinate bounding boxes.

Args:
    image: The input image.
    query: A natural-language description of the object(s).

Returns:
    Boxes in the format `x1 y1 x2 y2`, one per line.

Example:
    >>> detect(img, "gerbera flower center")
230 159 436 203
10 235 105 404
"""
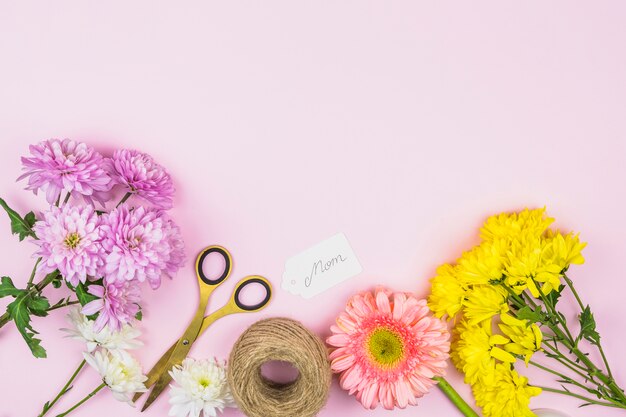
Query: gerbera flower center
64 232 82 249
367 327 405 367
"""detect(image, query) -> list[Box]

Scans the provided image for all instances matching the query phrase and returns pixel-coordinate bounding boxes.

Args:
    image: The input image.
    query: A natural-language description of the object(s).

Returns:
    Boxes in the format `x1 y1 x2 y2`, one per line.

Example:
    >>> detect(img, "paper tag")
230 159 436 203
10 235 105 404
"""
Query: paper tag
282 233 362 299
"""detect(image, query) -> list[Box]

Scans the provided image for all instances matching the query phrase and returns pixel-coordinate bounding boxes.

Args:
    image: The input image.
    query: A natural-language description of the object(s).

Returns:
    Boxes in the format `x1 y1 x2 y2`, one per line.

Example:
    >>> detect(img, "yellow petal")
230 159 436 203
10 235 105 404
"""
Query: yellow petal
491 346 517 363
490 334 510 345
500 313 525 327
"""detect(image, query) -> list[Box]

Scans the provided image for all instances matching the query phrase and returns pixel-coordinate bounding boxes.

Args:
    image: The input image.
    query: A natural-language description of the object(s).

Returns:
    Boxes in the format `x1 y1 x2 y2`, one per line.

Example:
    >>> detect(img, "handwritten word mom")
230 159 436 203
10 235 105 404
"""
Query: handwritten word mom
304 254 347 287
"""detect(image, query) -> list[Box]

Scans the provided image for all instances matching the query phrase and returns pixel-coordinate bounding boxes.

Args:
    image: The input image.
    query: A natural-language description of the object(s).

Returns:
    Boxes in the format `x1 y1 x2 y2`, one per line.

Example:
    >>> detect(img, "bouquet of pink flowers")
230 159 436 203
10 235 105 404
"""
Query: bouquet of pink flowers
0 139 185 358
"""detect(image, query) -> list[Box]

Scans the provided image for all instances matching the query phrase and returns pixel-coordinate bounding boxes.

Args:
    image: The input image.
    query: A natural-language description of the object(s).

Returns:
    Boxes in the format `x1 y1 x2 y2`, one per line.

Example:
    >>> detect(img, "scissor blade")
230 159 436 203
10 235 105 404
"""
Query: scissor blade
141 371 174 412
139 323 199 410
132 340 178 403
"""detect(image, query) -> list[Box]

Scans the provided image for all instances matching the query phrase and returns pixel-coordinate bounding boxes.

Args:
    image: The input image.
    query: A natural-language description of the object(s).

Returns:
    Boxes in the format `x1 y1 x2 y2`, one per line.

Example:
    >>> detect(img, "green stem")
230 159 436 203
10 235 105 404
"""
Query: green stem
536 386 626 409
38 360 86 417
47 299 80 312
26 258 42 289
569 344 626 403
532 278 576 342
520 290 540 310
62 192 71 205
54 383 105 417
528 360 599 398
0 312 10 328
541 342 595 381
534 281 626 404
564 274 615 381
500 284 525 309
434 376 480 417
116 192 132 208
562 274 585 310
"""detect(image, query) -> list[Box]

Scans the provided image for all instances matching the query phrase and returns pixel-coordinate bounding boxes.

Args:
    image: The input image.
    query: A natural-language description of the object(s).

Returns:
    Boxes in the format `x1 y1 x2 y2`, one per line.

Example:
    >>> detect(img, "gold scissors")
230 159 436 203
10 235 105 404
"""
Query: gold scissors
134 245 273 411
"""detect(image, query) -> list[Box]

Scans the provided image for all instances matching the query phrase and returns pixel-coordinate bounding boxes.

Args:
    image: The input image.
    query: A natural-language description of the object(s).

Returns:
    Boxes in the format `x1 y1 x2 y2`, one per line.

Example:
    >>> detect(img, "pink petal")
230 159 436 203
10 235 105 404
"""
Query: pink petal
394 379 412 408
82 299 103 315
339 366 361 392
380 383 395 410
375 290 391 315
331 353 356 372
392 292 406 321
327 333 350 347
359 381 379 409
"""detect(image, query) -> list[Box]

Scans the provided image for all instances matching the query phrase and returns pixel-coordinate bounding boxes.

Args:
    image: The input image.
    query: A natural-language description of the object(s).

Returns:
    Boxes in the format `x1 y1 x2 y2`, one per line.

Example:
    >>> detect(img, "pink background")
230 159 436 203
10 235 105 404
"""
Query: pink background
1 2 626 416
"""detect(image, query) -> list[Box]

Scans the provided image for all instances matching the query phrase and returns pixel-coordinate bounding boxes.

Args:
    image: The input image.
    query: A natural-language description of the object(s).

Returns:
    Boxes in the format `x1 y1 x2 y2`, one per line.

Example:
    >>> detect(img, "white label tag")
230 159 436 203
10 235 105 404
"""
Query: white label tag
282 233 362 299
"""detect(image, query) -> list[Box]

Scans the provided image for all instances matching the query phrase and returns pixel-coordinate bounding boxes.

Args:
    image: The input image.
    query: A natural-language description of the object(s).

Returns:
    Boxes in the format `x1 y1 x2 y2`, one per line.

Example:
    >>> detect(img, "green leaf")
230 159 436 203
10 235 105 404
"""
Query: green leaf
24 211 36 228
7 293 47 358
51 275 63 289
0 276 24 298
546 284 565 306
135 309 143 321
27 294 50 317
579 305 601 345
0 198 37 241
516 305 544 324
75 282 99 306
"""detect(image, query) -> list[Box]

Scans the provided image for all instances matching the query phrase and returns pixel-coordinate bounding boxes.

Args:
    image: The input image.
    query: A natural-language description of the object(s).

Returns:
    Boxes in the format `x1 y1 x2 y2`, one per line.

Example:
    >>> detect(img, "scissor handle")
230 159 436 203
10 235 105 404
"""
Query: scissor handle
232 276 272 312
197 275 272 336
196 245 232 286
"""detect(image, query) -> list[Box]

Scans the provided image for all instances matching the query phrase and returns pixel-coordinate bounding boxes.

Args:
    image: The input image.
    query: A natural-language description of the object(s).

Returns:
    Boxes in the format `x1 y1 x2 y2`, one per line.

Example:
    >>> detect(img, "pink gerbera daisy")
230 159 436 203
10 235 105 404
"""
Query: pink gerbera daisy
33 204 105 286
327 287 450 410
18 138 112 205
82 279 141 332
104 149 175 209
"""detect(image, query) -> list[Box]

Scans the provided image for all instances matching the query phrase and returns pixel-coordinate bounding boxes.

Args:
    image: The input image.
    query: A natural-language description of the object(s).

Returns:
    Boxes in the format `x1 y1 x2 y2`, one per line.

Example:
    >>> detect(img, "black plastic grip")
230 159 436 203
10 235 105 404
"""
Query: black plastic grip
234 278 272 311
197 247 231 285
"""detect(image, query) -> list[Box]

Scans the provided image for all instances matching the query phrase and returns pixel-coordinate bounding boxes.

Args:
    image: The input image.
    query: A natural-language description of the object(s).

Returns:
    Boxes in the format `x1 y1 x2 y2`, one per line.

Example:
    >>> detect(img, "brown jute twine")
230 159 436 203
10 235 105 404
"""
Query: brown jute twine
228 317 332 417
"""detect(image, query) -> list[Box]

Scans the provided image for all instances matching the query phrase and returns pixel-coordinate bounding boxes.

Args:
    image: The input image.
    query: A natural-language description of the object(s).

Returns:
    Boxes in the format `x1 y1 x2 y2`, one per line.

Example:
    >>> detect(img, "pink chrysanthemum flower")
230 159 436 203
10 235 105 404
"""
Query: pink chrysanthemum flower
163 215 186 279
327 287 450 410
100 205 184 289
104 149 175 209
18 138 112 205
33 204 105 286
82 279 141 332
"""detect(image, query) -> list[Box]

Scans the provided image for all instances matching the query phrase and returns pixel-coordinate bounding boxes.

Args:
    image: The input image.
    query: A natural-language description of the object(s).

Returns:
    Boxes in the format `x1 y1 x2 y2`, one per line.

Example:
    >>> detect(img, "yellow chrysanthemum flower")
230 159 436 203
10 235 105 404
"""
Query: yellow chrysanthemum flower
543 230 586 272
498 313 542 365
472 364 542 417
505 235 562 297
463 285 509 325
449 319 468 372
428 264 466 320
480 208 554 243
453 321 516 385
457 240 508 286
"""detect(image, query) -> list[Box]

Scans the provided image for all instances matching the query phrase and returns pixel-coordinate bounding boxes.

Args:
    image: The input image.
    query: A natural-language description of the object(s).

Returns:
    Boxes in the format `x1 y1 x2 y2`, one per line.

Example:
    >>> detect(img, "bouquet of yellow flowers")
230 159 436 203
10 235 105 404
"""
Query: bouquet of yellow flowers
428 208 626 416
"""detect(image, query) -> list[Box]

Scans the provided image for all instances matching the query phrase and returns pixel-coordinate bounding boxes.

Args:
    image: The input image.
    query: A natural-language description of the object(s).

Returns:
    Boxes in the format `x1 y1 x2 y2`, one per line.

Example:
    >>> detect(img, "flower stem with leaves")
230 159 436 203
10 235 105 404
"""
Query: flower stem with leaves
38 359 86 417
505 276 626 409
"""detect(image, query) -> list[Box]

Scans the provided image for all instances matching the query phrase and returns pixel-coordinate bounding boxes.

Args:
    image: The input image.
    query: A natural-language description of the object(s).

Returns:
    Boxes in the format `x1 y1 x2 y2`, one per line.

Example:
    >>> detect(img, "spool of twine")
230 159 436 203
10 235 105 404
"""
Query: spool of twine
228 317 332 417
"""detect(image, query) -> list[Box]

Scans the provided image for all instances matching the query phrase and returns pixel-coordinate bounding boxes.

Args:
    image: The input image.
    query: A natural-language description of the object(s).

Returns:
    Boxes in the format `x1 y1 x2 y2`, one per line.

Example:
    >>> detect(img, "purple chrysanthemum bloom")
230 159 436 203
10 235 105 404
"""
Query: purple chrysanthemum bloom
104 149 175 209
82 279 141 332
33 204 105 286
18 138 112 205
163 214 186 280
100 204 184 289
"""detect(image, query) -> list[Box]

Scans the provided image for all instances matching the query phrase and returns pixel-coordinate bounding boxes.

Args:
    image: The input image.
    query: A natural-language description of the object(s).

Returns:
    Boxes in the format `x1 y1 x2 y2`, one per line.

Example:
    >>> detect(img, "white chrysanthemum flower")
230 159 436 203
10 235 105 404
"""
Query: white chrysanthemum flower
62 307 142 352
84 350 147 403
168 358 234 417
